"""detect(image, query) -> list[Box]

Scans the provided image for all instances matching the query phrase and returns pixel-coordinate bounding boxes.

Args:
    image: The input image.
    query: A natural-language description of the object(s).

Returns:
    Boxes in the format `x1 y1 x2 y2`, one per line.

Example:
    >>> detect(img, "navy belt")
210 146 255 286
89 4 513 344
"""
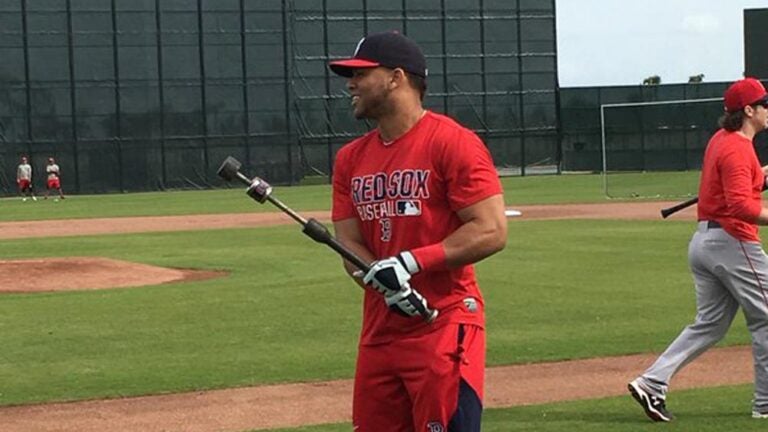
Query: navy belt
707 220 722 229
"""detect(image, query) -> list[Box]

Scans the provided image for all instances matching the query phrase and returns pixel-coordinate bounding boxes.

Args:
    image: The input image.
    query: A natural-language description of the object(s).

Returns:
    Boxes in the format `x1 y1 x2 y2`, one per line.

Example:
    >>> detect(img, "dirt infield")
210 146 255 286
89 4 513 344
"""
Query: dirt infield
1 201 741 432
0 257 225 293
0 200 697 241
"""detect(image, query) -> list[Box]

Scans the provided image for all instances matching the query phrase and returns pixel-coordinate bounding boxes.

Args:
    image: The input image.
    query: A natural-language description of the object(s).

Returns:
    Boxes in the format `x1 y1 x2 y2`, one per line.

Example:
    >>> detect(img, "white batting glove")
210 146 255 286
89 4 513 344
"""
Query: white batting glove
362 251 420 294
384 282 430 317
363 257 410 294
394 251 420 274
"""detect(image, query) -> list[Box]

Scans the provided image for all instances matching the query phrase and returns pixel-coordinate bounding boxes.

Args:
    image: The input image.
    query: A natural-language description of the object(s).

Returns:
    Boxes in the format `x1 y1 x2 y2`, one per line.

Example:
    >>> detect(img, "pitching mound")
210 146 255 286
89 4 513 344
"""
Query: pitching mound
0 257 226 293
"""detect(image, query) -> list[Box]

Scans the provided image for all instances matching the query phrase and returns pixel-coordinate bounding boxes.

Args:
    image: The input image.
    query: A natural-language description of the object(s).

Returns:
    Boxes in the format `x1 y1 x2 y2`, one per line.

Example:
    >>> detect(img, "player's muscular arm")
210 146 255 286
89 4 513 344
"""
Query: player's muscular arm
334 218 376 287
442 194 507 267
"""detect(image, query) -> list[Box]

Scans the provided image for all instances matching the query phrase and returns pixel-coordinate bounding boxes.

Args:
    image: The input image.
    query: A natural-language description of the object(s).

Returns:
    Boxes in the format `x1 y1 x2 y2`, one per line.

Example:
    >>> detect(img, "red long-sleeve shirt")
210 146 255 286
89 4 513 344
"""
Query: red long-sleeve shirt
698 129 764 242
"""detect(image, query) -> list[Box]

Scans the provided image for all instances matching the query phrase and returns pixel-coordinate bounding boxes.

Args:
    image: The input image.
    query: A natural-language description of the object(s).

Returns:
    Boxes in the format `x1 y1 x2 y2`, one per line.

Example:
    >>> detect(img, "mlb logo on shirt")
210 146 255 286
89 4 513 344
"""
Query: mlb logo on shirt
396 200 421 216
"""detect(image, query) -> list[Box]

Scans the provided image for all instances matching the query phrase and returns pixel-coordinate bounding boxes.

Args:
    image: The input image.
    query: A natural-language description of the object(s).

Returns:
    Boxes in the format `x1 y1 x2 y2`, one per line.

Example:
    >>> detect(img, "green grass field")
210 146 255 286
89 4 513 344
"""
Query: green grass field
604 170 700 200
0 172 758 431
0 171 697 222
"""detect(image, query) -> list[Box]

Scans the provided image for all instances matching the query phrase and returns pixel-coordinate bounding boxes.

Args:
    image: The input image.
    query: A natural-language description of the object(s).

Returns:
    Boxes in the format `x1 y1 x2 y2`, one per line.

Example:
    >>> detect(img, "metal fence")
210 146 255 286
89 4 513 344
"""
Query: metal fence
0 0 560 195
557 82 768 173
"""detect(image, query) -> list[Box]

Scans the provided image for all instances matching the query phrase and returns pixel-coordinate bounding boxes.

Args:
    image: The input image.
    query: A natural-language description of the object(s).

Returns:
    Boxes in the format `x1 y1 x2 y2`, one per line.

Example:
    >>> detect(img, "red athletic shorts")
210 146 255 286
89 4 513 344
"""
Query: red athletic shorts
47 178 60 189
17 179 30 191
352 323 485 432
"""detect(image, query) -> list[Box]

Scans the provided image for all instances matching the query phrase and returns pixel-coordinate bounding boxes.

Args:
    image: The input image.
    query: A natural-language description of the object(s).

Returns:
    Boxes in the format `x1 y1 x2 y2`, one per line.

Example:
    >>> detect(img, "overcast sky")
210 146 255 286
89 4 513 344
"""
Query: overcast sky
556 0 767 87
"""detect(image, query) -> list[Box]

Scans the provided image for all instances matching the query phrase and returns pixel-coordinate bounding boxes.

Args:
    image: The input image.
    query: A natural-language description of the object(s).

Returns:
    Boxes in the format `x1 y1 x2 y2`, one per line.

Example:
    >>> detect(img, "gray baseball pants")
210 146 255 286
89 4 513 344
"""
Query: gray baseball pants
638 221 768 412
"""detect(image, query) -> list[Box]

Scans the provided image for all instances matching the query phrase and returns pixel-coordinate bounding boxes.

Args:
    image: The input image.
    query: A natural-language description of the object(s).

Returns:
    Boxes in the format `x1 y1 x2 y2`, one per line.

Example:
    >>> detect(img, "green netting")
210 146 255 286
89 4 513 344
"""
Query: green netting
0 0 559 195
560 82 768 199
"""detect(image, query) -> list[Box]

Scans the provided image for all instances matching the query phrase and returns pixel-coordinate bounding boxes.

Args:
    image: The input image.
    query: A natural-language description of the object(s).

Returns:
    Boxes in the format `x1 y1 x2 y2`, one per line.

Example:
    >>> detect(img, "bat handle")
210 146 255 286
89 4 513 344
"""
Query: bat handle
302 218 438 323
660 196 699 219
303 219 370 270
406 291 439 323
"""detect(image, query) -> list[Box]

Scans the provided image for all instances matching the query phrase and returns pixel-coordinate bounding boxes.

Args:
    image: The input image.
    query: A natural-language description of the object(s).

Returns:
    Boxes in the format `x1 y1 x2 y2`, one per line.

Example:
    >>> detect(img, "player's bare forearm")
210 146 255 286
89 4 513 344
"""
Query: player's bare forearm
334 217 376 286
443 194 507 267
753 207 768 225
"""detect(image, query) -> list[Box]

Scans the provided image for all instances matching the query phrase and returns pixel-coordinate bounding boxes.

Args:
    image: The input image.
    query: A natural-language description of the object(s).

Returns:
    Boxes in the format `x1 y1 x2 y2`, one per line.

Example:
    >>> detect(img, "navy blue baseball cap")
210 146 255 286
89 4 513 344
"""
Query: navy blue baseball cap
329 31 428 78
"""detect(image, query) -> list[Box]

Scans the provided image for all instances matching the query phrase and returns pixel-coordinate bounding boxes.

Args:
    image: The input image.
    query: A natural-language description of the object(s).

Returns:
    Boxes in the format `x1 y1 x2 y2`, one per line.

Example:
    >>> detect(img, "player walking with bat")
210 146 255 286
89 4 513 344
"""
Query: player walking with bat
629 78 768 422
328 31 507 431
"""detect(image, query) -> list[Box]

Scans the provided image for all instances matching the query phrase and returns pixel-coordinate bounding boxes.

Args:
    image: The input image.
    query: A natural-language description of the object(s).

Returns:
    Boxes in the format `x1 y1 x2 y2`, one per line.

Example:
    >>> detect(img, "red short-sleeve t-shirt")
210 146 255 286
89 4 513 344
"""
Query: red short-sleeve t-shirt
332 111 503 345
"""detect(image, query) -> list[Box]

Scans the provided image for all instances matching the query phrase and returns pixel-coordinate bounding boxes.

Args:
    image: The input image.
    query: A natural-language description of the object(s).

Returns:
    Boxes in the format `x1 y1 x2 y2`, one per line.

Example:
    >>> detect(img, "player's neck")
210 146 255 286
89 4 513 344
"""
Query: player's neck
738 122 761 141
377 105 426 143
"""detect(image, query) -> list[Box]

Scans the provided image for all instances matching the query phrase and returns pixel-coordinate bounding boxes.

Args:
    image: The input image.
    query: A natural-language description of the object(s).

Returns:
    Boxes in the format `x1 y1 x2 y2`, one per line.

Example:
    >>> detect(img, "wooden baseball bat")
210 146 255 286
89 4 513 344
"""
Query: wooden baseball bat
661 177 768 219
660 197 699 219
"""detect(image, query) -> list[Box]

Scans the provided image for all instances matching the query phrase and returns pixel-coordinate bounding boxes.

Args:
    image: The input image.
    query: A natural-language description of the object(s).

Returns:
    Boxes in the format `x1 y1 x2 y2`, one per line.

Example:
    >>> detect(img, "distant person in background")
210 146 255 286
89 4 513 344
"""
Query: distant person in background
44 157 65 201
16 155 36 201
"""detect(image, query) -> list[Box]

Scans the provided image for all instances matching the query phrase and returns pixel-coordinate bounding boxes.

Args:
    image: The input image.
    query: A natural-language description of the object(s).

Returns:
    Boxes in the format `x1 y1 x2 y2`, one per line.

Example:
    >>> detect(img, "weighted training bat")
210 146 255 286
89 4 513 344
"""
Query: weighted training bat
661 177 768 219
217 156 438 323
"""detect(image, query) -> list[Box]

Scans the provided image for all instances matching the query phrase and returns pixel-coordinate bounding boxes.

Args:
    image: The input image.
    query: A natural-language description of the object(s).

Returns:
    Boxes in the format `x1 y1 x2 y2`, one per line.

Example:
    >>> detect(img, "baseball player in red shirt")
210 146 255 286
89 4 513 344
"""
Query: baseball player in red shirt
16 155 36 201
629 77 768 422
44 157 65 200
328 31 507 431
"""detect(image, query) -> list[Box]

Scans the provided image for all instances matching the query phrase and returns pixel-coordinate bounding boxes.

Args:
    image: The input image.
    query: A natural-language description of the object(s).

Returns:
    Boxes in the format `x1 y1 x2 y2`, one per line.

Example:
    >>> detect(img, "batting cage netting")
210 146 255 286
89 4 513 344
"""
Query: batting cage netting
599 98 723 199
558 81 768 200
0 0 559 195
